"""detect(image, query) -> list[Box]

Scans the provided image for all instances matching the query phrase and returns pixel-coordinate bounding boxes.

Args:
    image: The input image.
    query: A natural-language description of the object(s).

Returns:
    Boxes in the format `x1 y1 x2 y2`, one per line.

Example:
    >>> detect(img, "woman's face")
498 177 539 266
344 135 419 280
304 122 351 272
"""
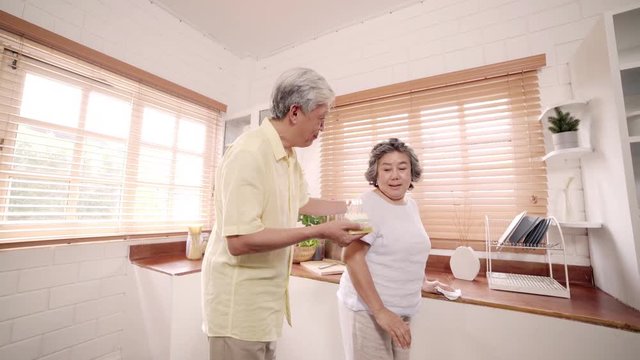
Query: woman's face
376 151 412 202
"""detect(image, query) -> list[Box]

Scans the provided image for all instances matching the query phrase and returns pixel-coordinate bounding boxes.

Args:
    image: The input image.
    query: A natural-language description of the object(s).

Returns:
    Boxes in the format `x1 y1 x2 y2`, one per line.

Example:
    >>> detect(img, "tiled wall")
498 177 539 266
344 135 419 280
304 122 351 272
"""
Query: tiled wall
0 0 251 113
247 0 640 265
249 0 637 102
0 1 232 358
0 235 185 360
0 0 638 358
0 241 128 360
3 1 634 264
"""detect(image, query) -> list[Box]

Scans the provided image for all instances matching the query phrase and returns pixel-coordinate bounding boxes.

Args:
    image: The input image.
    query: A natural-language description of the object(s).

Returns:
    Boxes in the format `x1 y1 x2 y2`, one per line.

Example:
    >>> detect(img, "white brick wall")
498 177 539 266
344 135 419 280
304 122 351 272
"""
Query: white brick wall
12 307 74 342
248 0 640 265
39 349 72 360
0 336 41 360
0 247 53 271
70 332 120 360
0 320 10 347
49 280 101 309
0 0 249 113
0 290 48 321
0 241 128 360
19 264 78 292
41 320 96 354
0 270 19 296
250 0 638 103
0 0 638 358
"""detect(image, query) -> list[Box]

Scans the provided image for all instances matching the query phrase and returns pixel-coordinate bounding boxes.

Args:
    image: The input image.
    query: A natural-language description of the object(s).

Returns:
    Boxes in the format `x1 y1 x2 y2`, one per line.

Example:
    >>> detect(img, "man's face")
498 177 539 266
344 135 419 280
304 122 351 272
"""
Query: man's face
293 104 328 148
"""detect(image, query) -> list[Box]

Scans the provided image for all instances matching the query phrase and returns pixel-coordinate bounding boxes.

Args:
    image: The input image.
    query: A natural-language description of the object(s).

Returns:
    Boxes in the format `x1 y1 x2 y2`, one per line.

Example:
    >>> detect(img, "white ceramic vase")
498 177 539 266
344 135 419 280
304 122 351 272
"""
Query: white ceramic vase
450 246 480 281
552 131 578 150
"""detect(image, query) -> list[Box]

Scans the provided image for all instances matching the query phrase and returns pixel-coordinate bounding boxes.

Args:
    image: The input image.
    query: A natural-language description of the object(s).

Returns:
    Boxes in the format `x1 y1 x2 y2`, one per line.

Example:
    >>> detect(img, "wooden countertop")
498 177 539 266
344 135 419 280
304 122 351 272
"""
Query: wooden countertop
129 241 640 333
131 253 202 276
293 264 640 333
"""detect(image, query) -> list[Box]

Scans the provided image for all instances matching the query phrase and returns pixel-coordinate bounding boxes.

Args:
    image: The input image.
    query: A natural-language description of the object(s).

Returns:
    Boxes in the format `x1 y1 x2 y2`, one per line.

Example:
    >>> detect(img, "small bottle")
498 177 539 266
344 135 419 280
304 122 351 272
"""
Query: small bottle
186 225 203 260
313 239 325 261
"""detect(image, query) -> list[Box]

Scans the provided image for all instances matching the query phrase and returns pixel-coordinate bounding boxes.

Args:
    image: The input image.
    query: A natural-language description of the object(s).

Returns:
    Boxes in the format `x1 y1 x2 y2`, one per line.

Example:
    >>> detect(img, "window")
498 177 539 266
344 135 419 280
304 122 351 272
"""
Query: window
0 29 224 243
259 108 272 124
321 55 547 249
223 115 251 152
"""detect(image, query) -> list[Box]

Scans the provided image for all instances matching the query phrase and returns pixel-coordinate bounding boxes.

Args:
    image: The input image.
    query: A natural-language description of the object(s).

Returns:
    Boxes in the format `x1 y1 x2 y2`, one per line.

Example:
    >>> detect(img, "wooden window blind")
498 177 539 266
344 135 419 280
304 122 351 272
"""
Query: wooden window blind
321 55 547 249
0 29 225 243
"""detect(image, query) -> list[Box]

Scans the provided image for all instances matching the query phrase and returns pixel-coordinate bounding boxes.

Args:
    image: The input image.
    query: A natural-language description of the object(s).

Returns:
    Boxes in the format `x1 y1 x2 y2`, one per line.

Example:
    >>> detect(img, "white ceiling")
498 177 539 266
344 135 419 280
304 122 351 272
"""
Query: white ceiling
152 0 422 59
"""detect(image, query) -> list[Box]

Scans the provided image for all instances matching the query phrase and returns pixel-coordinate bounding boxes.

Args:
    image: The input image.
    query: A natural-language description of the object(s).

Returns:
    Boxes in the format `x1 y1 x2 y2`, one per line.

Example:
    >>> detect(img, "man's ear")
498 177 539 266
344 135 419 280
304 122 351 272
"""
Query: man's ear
288 104 300 124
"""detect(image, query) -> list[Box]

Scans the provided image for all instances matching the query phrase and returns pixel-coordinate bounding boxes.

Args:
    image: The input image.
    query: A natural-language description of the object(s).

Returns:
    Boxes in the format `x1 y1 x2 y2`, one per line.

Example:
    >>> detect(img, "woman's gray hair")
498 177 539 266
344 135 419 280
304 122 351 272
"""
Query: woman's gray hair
365 138 422 190
270 68 335 120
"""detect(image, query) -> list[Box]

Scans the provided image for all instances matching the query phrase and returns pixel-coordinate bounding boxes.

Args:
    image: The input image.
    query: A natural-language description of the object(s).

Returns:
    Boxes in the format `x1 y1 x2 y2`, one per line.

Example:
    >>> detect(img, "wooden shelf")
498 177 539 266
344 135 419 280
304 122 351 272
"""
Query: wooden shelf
542 147 593 161
537 99 588 122
620 60 640 71
629 136 640 143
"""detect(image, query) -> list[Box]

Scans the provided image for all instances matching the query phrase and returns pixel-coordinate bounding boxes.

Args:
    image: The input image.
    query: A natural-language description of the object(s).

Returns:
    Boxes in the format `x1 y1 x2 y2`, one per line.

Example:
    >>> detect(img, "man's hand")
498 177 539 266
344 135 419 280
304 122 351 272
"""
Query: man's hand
372 307 411 349
319 219 364 247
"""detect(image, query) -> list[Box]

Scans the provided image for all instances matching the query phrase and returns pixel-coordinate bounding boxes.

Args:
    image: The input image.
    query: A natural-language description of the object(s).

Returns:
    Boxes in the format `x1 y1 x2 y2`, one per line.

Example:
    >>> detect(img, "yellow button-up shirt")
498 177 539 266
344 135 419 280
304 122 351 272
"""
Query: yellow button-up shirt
202 119 309 341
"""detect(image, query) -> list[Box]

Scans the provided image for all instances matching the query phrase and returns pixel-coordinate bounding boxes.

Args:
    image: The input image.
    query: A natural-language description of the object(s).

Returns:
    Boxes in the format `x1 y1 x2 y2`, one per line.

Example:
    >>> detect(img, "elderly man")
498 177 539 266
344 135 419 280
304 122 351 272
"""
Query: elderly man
202 68 364 360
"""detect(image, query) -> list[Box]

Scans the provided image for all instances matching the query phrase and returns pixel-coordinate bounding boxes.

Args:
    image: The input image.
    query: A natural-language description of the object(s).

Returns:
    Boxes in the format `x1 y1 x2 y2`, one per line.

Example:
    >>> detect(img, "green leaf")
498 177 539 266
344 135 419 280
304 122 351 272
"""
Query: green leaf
547 107 580 133
296 214 325 247
297 238 319 247
298 214 327 226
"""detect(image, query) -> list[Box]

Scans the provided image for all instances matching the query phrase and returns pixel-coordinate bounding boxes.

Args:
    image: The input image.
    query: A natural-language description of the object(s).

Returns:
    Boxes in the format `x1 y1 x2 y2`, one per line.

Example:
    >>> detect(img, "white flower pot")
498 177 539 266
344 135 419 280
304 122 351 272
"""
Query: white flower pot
449 246 480 281
552 132 578 150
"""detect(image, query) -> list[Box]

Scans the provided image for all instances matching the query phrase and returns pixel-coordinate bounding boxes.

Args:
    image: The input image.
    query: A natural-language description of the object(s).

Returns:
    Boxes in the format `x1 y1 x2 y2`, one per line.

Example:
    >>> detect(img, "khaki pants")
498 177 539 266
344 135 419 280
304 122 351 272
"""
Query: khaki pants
208 336 276 360
338 301 411 360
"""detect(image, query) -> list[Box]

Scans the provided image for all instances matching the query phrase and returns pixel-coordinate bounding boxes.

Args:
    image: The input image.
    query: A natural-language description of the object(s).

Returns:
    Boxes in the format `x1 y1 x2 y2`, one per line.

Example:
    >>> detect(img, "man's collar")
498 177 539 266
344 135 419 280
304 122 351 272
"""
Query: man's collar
261 119 290 161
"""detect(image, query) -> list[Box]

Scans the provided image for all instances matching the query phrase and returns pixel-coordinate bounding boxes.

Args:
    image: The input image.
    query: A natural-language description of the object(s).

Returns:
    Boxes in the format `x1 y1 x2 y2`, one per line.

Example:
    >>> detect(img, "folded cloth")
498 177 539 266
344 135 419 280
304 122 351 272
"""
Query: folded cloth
435 285 462 301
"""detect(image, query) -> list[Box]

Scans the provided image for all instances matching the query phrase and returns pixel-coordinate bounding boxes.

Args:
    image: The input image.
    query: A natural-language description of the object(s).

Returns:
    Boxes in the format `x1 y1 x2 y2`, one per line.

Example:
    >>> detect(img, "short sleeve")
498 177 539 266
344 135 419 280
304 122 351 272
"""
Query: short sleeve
359 192 378 245
360 230 380 245
219 149 265 236
296 161 310 209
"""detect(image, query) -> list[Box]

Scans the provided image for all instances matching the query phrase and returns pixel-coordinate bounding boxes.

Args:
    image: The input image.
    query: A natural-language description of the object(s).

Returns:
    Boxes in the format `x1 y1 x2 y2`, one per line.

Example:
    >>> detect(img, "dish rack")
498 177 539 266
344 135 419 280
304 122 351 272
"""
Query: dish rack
484 215 570 299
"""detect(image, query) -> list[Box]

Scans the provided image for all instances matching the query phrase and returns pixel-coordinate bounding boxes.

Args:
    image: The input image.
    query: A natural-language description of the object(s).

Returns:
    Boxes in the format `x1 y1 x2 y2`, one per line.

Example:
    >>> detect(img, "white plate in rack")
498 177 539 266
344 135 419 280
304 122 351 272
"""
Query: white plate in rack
496 211 526 247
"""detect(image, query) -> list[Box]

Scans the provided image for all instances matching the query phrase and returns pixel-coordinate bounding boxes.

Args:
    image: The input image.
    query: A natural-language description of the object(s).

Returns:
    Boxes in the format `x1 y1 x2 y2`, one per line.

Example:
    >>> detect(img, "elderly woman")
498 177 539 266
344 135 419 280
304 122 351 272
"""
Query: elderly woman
337 138 451 360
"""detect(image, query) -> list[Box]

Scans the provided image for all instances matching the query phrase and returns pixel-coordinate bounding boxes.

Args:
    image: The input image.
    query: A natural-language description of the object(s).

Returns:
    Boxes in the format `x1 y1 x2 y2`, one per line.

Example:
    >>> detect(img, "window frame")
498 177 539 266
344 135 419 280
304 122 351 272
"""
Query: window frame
321 55 547 250
0 13 226 245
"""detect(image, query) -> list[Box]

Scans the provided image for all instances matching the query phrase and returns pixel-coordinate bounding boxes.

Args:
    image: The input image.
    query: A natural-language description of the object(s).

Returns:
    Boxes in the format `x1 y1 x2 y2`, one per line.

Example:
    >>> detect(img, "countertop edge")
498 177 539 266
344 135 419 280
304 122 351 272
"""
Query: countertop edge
128 249 640 333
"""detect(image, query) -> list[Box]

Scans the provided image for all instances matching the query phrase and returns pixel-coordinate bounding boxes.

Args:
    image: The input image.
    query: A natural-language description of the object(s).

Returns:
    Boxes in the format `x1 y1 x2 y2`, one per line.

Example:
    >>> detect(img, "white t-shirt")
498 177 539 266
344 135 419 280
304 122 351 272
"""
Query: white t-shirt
337 190 431 316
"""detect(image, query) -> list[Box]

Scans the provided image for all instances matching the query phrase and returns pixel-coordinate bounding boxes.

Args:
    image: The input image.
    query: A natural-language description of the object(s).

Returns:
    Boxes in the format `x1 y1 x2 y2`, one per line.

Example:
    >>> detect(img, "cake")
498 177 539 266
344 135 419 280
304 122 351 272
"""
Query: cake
345 212 373 234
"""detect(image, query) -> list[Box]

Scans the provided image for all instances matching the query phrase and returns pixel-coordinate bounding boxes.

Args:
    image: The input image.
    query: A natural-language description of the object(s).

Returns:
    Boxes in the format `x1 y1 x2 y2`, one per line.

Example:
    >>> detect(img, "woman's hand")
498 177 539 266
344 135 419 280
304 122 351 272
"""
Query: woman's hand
372 307 411 349
422 279 452 293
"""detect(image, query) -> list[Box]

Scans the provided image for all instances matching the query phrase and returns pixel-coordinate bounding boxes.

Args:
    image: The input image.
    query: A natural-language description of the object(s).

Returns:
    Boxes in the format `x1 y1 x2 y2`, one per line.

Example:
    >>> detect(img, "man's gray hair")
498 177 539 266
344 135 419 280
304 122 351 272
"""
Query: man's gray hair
365 138 422 190
270 68 335 120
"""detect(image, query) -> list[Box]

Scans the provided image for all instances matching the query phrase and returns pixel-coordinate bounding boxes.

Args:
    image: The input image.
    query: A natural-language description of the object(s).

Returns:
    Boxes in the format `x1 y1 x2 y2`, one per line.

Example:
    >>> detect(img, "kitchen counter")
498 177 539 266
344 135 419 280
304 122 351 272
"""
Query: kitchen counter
129 241 640 333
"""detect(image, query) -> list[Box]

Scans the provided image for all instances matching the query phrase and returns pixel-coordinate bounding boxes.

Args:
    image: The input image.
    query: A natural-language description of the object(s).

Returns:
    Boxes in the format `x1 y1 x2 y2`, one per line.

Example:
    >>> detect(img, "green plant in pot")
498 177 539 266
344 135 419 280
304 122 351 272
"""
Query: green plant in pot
548 107 580 150
293 214 326 263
